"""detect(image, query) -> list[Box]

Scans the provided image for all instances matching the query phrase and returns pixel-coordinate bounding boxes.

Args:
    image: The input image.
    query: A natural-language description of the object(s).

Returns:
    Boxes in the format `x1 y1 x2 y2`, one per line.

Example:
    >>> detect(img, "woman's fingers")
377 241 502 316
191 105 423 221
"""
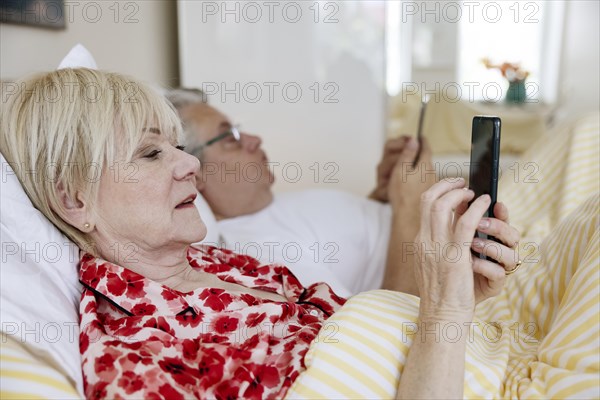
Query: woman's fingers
430 188 476 239
454 194 492 244
420 178 469 228
421 178 467 204
471 238 519 271
493 201 510 223
477 216 521 249
472 258 506 283
472 259 506 301
452 200 470 230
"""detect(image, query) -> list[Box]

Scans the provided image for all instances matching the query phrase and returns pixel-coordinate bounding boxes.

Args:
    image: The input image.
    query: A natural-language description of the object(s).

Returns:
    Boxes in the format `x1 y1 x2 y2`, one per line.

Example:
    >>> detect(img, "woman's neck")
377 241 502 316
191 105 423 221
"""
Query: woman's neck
96 241 196 288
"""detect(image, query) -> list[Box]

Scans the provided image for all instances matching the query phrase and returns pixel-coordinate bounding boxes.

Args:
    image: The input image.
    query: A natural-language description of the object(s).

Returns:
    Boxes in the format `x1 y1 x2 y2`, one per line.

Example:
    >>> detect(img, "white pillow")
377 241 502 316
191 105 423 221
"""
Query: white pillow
0 153 84 396
57 43 97 70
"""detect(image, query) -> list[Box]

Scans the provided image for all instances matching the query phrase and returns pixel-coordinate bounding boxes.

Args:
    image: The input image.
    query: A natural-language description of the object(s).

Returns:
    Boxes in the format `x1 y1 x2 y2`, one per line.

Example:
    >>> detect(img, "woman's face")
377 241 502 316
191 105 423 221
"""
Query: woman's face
91 127 206 260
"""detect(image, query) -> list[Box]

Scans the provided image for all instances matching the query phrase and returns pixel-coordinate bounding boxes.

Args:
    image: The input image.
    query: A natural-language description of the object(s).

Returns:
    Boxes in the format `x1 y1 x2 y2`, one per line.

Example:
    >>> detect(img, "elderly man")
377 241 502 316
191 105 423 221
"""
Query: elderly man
166 88 434 297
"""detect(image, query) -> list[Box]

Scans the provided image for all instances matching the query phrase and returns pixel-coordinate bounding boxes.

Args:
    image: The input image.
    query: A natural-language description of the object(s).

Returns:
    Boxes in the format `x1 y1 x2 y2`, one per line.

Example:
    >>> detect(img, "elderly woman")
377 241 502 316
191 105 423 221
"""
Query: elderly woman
1 68 523 399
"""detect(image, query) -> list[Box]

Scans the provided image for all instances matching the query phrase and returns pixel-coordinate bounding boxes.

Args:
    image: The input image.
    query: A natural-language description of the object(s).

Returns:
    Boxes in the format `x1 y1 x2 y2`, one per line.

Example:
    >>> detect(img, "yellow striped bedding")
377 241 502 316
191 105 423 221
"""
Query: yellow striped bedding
287 113 600 399
498 112 599 240
286 194 599 399
0 333 80 400
1 113 597 399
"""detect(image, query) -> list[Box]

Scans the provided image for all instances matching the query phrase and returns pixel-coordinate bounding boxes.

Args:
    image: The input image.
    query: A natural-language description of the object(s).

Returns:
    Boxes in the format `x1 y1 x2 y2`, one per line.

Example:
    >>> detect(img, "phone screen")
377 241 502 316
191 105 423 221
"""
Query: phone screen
469 116 501 254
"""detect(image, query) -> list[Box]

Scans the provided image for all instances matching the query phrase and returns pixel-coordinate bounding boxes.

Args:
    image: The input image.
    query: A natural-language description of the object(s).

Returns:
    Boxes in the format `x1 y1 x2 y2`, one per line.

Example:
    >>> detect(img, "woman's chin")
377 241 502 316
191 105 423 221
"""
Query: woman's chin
191 221 208 244
180 209 208 243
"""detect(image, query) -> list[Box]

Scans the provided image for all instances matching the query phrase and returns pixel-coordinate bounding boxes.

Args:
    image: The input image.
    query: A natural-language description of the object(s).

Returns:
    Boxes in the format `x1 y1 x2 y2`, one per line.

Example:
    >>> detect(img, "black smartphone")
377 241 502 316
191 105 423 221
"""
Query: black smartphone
412 96 429 168
468 116 501 258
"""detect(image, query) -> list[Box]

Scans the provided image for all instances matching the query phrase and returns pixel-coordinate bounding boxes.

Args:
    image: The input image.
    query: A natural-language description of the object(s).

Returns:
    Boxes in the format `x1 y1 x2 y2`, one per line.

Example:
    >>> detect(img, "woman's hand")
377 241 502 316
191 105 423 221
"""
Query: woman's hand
398 178 494 400
468 201 521 303
415 178 512 322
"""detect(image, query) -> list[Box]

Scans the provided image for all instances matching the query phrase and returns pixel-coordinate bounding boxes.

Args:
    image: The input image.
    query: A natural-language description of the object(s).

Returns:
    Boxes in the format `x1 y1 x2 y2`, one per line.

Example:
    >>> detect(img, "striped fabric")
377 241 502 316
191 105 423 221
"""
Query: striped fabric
0 114 596 399
286 195 599 399
0 333 80 400
286 114 600 399
499 112 600 240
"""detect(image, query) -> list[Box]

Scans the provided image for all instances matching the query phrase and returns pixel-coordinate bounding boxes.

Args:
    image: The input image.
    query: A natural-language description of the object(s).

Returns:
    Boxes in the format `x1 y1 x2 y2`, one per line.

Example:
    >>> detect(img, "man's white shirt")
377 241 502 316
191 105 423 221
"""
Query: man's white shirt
213 189 392 298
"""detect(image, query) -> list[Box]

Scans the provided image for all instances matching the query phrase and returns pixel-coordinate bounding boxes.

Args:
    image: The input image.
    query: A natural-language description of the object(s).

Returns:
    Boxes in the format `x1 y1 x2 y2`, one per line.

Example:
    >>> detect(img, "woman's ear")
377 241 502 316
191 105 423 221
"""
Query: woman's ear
56 181 94 233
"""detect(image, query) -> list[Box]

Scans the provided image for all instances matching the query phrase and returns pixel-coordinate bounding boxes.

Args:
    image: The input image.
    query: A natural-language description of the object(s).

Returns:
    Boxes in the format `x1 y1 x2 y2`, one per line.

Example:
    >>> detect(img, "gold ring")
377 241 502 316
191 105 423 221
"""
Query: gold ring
505 259 523 276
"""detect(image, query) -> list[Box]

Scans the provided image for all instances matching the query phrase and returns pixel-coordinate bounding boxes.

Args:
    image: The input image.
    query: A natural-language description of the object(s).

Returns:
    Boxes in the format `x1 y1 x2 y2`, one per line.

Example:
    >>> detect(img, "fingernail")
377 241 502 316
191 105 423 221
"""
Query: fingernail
473 238 484 248
407 137 418 149
479 218 490 228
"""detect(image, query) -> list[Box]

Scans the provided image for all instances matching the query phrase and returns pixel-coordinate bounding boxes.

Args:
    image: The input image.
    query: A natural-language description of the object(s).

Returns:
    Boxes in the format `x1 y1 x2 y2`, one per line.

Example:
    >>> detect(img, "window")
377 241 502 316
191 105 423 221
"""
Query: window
386 0 565 103
457 1 564 103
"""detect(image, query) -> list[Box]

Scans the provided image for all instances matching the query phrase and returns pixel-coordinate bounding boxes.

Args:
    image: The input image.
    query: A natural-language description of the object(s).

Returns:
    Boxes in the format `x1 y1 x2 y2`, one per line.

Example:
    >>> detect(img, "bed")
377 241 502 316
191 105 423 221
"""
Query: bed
1 111 598 398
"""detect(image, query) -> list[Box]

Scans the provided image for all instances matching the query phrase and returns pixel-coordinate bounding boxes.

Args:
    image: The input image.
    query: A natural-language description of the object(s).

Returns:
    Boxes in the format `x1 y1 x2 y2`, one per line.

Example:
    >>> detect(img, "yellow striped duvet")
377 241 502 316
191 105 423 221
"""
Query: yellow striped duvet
499 112 599 240
1 114 597 399
286 113 600 399
287 194 599 399
0 333 80 399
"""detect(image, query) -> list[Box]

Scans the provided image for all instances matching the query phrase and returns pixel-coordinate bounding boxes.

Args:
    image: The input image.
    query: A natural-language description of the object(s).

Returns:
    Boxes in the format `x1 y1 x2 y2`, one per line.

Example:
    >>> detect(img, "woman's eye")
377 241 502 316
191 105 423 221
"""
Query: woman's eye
176 145 186 151
144 150 162 159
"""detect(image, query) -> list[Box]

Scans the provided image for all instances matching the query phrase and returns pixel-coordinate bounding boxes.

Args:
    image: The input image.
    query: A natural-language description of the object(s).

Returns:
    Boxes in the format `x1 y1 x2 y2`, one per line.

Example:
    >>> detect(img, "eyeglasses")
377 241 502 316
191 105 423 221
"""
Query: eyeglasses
189 125 241 158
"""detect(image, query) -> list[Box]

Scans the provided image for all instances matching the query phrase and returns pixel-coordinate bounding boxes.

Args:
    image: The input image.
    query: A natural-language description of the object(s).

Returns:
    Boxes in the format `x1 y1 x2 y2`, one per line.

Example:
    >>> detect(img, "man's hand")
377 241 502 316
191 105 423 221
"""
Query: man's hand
381 136 436 295
388 136 436 212
369 136 414 203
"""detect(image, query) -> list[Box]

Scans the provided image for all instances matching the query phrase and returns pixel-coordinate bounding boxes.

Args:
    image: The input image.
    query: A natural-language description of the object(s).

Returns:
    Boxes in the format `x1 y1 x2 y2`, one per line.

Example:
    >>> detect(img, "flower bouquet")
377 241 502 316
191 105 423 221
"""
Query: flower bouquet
482 58 530 103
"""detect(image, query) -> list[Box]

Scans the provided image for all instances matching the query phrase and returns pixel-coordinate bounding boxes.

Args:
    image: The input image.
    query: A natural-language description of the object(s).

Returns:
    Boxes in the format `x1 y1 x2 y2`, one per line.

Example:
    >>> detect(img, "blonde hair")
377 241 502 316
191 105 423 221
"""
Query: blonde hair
0 68 183 251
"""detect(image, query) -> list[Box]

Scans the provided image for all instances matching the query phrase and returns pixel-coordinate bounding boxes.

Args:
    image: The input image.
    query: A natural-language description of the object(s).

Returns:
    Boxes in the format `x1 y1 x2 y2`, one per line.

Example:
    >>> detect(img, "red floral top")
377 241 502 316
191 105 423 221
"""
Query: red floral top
78 245 345 399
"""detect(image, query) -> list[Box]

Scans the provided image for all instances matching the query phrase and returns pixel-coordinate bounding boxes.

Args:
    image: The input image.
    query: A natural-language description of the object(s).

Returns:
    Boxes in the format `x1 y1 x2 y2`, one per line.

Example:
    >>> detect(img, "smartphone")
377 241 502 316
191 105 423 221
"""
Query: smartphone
412 96 429 168
468 116 501 258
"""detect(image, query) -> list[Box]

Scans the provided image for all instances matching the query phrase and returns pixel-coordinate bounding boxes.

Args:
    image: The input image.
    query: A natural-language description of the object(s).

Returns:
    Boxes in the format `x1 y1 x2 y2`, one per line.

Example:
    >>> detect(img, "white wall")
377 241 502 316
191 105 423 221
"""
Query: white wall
0 1 179 87
559 0 600 120
2 0 596 195
178 0 387 196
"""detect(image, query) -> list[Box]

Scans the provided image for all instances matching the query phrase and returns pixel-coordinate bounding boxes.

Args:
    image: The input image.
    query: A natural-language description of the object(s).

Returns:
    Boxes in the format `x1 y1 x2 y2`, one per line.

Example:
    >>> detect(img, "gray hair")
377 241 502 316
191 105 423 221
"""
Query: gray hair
165 87 208 111
165 87 209 160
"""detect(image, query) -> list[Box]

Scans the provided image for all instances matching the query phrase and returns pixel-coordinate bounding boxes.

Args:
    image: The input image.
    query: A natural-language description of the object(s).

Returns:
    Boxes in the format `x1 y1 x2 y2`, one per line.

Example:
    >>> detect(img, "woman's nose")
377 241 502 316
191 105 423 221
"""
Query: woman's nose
175 149 200 180
241 133 262 152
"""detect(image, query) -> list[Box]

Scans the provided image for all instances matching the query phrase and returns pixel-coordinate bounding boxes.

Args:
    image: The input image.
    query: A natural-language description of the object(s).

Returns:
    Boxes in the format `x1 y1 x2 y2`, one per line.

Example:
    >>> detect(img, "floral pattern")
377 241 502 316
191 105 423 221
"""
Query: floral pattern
79 245 346 399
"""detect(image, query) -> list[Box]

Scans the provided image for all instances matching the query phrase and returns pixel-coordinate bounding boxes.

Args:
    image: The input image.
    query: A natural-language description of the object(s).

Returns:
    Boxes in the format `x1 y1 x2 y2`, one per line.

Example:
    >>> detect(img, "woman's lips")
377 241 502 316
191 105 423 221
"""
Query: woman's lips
175 202 195 210
175 194 197 209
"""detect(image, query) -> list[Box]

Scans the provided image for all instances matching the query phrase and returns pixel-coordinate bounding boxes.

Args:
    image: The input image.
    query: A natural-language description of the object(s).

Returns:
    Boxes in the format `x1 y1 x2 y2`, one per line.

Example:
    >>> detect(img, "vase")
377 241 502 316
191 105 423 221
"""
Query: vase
505 80 527 104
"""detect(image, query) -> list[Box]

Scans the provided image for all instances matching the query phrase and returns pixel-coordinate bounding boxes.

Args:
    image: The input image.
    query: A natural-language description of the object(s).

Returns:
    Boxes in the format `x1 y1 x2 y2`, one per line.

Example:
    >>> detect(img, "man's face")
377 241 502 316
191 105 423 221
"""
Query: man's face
180 104 274 219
